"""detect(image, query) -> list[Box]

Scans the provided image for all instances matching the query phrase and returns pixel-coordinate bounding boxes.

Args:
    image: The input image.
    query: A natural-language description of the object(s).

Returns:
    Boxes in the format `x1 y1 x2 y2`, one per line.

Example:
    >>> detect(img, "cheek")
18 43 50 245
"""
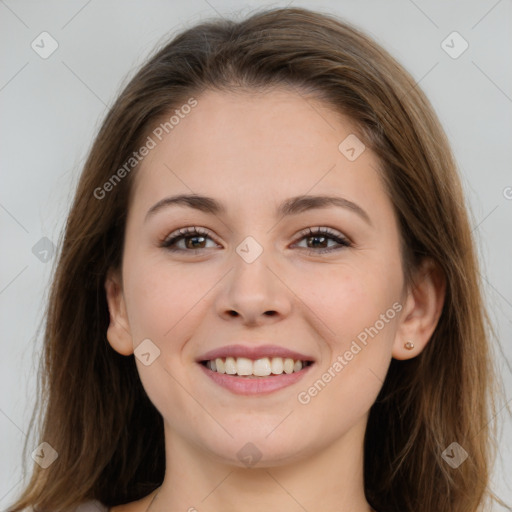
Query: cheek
123 253 210 342
123 256 211 431
295 297 397 440
289 259 401 344
291 261 400 413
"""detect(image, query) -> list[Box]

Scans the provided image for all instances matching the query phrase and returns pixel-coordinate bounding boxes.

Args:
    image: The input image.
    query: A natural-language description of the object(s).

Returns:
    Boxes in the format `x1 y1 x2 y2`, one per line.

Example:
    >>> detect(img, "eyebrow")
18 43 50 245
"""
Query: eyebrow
145 193 372 226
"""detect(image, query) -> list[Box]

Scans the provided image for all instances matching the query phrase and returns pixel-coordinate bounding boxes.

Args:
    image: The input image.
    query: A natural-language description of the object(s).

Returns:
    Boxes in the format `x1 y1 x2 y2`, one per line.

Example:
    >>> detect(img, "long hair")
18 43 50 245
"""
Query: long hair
9 7 499 512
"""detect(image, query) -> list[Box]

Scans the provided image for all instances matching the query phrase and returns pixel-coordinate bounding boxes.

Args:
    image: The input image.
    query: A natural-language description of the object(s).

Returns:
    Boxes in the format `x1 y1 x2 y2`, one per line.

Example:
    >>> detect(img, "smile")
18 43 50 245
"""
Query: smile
198 357 314 395
201 356 313 377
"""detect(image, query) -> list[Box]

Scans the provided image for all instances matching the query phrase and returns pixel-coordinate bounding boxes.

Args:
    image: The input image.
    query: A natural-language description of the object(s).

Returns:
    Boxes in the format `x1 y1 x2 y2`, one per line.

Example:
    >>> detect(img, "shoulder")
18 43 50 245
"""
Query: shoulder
20 501 110 512
75 500 110 512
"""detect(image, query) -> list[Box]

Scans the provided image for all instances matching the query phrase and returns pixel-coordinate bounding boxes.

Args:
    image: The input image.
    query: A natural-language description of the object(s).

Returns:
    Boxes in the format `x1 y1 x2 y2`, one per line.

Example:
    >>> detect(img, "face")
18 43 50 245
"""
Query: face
106 88 411 468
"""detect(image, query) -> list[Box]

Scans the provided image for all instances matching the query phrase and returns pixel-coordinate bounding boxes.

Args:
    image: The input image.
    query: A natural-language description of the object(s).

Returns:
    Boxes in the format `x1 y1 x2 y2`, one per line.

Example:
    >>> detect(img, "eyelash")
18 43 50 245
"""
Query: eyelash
160 226 352 255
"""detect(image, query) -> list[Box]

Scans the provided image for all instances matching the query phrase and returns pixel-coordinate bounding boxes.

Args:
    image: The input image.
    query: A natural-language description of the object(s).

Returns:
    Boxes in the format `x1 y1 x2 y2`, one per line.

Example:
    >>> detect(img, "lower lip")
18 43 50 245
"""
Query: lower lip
198 363 314 395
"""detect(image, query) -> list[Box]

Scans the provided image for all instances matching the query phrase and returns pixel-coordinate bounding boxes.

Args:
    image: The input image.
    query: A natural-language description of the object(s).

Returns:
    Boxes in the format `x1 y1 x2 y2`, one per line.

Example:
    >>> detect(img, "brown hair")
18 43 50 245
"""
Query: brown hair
9 7 501 512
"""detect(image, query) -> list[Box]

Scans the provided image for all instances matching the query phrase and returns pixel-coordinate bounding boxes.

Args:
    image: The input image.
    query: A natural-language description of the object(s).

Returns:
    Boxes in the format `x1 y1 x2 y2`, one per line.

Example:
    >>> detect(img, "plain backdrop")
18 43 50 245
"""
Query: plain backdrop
1 0 511 508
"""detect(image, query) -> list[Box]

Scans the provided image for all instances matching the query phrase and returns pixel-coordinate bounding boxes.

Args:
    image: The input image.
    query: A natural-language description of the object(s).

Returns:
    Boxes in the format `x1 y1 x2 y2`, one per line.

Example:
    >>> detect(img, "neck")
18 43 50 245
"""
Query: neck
149 416 373 512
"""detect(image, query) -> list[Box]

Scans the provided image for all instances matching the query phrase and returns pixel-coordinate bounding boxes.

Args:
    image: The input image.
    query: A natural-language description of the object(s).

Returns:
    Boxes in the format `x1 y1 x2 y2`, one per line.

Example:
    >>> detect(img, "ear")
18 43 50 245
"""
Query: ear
393 258 446 360
105 268 134 356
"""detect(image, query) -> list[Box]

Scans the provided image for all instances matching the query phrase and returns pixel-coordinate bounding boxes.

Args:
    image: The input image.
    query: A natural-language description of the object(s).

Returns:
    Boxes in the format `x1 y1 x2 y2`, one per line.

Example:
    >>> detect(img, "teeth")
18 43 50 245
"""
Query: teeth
205 356 310 376
270 357 283 374
225 357 237 375
283 358 294 374
236 357 253 376
215 358 225 374
253 358 271 376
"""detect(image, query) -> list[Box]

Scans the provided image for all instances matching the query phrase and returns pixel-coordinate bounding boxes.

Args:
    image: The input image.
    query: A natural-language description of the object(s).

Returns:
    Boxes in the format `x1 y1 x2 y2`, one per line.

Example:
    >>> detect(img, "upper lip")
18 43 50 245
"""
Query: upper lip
196 344 315 362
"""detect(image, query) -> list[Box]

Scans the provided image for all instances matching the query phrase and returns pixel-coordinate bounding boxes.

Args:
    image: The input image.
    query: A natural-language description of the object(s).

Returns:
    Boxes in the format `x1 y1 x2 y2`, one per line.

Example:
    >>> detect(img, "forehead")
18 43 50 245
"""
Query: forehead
129 88 390 222
152 87 360 165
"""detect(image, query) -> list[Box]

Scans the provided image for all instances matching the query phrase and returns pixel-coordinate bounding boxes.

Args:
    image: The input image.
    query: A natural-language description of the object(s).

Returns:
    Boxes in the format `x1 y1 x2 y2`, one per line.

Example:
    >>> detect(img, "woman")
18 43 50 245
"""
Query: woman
9 6 500 512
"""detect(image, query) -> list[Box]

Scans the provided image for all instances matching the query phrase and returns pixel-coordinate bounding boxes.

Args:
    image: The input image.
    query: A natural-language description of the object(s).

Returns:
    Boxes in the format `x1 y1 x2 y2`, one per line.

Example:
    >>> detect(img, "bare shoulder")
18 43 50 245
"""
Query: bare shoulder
75 500 110 512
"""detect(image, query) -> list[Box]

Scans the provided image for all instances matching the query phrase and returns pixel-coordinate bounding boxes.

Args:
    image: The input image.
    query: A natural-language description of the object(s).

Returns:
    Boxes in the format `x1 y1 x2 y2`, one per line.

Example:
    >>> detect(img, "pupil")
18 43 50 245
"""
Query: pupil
187 236 205 249
308 235 326 248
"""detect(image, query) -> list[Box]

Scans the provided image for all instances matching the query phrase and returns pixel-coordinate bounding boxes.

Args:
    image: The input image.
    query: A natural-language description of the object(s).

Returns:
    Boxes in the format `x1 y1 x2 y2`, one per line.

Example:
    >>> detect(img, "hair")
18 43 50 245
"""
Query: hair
9 6 502 512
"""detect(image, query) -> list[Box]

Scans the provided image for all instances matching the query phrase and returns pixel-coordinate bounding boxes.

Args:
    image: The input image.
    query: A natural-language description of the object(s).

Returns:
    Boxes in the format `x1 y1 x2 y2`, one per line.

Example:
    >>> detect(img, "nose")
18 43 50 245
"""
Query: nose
215 242 292 327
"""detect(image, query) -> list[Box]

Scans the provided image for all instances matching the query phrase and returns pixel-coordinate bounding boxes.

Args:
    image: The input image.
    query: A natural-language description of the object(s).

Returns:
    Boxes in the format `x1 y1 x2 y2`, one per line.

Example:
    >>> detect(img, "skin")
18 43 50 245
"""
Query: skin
105 88 445 512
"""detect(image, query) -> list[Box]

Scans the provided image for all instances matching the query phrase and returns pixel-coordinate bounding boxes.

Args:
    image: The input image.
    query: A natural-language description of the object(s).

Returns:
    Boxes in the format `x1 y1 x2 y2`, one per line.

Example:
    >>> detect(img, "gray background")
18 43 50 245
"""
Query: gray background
1 0 511 508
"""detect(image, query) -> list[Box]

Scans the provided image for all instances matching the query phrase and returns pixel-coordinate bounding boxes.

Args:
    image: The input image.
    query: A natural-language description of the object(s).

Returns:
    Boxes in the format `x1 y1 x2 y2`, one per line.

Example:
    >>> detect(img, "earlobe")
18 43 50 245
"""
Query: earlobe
105 269 134 356
392 258 446 360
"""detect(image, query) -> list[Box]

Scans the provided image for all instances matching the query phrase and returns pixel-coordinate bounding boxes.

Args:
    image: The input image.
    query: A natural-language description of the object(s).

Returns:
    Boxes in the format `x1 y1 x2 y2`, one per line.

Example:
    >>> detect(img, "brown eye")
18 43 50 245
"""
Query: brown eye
294 227 351 255
161 227 218 252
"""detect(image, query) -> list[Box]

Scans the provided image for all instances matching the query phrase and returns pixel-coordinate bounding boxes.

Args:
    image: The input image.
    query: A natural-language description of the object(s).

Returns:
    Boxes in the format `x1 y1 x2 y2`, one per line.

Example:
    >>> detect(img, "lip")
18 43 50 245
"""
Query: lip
196 344 315 363
198 361 314 395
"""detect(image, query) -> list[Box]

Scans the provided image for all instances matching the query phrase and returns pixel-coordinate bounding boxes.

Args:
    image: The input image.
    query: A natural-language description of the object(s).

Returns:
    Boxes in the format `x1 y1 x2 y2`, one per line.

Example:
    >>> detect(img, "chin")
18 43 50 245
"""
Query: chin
195 430 317 469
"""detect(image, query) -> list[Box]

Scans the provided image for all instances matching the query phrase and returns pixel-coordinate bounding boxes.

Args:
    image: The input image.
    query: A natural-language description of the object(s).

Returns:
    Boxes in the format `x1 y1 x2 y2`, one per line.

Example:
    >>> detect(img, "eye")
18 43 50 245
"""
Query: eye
160 226 352 254
293 227 352 255
160 227 219 252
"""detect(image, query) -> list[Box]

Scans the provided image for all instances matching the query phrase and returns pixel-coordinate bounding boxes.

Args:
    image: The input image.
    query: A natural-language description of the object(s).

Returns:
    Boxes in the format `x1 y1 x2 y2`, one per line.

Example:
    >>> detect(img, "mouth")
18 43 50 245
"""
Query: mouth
199 356 314 377
197 355 315 395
